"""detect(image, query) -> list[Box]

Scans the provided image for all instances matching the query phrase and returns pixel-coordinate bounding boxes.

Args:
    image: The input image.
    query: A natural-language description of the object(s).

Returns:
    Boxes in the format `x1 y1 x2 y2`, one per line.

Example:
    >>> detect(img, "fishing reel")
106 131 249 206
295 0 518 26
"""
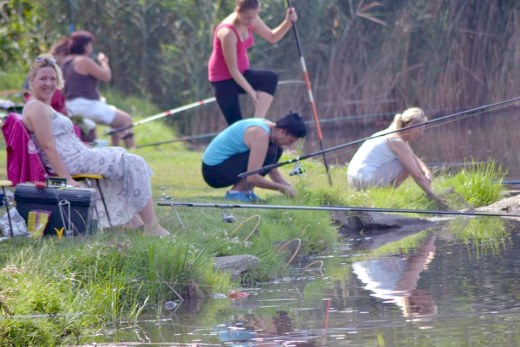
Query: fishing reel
289 162 305 176
222 209 236 223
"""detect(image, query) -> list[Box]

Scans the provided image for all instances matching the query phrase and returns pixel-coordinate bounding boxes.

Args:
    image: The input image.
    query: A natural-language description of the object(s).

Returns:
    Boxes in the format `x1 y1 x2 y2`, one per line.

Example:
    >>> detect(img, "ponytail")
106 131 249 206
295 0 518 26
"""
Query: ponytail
389 107 427 130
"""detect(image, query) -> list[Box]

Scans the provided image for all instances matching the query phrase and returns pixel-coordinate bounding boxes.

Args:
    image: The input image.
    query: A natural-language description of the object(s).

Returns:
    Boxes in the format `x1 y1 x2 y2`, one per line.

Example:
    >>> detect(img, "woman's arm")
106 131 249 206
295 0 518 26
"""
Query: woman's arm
414 155 432 182
23 102 80 187
244 127 293 193
253 8 297 44
219 28 257 103
268 168 296 197
76 54 112 82
387 140 435 196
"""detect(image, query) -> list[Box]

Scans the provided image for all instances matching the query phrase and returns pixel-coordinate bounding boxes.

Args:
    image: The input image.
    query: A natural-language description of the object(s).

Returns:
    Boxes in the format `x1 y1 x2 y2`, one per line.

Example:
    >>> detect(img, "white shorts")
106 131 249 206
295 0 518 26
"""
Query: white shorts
348 159 404 190
66 97 117 125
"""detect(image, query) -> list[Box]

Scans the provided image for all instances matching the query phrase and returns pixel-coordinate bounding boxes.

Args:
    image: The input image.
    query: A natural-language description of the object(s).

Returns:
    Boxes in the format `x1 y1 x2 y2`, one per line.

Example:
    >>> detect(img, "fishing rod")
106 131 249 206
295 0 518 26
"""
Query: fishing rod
0 89 22 96
106 79 305 135
131 109 450 150
499 180 520 185
135 112 386 149
137 114 382 149
132 107 473 149
238 95 520 179
287 0 332 186
106 97 216 135
136 132 219 149
159 201 520 218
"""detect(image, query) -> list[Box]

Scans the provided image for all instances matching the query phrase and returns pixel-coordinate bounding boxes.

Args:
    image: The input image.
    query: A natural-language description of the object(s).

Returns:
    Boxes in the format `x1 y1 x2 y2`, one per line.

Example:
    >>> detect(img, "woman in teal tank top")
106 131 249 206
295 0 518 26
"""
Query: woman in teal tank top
202 112 307 202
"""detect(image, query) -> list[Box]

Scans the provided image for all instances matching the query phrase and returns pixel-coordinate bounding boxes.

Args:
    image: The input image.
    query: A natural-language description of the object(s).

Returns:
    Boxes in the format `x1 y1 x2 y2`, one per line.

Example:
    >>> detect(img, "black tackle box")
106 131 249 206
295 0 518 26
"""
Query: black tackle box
14 183 97 236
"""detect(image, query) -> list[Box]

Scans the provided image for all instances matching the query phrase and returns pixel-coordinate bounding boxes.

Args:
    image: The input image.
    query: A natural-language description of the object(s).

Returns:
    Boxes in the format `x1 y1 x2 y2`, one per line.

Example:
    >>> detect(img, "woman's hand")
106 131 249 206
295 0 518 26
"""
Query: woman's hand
249 91 259 108
66 177 81 188
97 52 109 64
280 185 297 198
427 193 449 210
286 7 298 22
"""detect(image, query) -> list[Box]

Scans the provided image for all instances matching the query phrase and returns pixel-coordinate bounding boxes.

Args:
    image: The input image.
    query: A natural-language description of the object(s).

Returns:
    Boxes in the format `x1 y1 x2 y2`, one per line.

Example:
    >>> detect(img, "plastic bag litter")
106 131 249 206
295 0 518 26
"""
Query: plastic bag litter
0 208 30 237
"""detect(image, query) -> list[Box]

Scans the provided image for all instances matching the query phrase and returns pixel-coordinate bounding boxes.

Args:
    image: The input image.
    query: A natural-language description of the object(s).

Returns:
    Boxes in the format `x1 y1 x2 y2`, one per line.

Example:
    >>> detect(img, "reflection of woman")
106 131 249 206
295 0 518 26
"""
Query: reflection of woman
217 314 261 344
208 0 297 125
352 233 438 318
62 31 135 148
347 107 445 207
22 54 169 236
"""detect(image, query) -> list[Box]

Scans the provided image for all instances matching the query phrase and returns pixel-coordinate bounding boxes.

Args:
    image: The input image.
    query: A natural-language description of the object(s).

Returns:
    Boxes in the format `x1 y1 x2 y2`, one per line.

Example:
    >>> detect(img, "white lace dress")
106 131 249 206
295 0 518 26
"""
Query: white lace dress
34 107 152 228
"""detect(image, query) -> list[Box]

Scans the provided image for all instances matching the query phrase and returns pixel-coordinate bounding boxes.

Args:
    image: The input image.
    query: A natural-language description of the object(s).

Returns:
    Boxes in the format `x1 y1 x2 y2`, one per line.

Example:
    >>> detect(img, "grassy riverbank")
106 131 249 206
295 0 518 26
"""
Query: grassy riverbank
0 95 507 345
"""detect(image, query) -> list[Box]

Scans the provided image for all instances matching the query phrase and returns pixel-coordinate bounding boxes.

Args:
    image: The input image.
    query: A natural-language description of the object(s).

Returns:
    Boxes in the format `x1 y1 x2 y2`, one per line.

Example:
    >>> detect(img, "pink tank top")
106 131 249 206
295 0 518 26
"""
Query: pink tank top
208 23 254 82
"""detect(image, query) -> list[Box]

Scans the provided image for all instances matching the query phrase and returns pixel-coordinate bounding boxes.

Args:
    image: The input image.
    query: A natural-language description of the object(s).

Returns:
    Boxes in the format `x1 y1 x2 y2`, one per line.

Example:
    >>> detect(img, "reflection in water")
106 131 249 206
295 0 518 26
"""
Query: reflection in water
94 222 520 346
352 233 437 318
216 310 317 347
217 314 258 346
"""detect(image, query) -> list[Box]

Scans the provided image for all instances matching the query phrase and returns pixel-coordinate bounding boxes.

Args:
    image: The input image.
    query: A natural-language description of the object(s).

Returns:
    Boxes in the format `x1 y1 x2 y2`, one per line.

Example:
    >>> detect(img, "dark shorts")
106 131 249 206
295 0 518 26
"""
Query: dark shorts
211 69 279 125
202 143 283 188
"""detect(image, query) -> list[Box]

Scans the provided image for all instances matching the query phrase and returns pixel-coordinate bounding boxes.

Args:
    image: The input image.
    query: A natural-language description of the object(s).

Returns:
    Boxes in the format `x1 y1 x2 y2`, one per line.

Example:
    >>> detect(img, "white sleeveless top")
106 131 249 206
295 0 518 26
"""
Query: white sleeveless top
347 130 402 180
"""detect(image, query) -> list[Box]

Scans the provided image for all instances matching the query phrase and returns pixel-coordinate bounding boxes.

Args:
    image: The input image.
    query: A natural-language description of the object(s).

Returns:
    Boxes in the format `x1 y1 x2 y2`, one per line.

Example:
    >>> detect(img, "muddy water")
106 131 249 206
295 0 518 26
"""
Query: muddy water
94 218 520 346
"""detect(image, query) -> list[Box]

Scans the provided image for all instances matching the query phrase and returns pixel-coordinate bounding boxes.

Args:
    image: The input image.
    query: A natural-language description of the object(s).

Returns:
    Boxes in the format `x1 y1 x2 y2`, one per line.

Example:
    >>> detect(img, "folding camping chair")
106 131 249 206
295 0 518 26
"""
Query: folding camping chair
1 112 112 228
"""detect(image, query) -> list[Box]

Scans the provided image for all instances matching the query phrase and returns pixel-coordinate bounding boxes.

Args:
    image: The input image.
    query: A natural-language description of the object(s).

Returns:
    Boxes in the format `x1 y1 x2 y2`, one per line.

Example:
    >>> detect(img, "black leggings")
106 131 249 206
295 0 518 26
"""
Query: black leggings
211 69 278 125
202 143 283 188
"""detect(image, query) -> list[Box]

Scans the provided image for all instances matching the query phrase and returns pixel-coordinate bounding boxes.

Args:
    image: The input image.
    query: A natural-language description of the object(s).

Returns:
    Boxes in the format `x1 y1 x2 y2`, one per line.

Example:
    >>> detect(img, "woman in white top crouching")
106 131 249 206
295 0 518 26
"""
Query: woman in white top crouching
347 107 446 207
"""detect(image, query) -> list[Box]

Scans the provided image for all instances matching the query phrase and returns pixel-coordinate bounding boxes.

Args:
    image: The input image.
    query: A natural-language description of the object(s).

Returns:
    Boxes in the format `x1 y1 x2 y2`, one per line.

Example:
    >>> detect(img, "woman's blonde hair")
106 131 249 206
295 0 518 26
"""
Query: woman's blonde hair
389 107 427 131
28 53 65 90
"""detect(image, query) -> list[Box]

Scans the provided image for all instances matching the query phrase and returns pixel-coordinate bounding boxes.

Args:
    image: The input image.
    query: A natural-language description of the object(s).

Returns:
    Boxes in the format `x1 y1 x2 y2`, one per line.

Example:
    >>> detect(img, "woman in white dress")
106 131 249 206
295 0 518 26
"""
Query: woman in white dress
22 54 169 236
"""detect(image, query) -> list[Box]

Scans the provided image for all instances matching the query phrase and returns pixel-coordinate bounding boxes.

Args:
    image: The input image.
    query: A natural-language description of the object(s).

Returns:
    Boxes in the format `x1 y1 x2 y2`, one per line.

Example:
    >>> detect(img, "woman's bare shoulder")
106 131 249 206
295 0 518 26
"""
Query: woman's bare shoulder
216 25 236 41
23 99 47 116
22 100 51 131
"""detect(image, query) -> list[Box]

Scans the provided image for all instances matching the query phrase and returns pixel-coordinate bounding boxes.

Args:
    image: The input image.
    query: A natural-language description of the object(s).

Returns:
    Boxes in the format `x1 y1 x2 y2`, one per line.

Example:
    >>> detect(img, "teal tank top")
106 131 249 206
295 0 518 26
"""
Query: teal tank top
202 118 271 166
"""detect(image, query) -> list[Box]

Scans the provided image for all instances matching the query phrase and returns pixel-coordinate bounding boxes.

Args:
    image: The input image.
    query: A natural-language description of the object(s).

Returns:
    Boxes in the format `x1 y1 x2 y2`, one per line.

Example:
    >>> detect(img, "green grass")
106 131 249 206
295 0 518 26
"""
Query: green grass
0 85 509 344
0 64 26 102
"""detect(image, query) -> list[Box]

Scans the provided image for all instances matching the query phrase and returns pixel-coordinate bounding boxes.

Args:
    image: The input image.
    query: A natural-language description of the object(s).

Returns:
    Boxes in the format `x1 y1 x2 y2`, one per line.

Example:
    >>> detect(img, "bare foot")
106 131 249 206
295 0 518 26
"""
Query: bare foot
122 216 144 230
143 225 170 237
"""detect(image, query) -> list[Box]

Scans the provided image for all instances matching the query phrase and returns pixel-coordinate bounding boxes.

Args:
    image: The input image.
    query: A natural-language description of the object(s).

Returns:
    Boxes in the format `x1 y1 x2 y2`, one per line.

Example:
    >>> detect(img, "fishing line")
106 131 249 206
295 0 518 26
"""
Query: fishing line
315 99 517 162
136 132 219 149
238 96 520 178
306 105 509 170
229 214 261 241
135 97 511 151
422 106 507 132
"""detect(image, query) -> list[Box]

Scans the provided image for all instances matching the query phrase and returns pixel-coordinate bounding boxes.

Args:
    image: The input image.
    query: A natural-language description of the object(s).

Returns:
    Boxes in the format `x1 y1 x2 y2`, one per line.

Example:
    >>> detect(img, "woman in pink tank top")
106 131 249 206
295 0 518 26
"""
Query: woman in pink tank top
208 0 297 125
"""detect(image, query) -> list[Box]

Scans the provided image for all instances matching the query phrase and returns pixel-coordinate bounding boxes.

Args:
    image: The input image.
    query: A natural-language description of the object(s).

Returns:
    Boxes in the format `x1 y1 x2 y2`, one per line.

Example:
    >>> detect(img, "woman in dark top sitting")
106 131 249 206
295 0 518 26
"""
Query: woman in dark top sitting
62 31 135 148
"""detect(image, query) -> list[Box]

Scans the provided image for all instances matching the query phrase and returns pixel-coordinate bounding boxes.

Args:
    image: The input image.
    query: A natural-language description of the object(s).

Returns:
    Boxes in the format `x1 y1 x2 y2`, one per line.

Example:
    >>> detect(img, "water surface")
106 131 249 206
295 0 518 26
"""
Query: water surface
94 218 520 346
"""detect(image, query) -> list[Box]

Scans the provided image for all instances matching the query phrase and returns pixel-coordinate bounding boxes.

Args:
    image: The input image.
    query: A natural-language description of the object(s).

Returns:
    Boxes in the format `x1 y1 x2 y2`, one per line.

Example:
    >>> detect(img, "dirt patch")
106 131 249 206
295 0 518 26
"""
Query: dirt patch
477 194 520 218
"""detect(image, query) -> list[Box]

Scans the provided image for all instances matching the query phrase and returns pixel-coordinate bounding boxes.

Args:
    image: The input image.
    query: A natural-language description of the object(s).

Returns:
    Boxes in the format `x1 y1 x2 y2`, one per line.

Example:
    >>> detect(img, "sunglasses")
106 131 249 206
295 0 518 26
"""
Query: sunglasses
34 56 57 65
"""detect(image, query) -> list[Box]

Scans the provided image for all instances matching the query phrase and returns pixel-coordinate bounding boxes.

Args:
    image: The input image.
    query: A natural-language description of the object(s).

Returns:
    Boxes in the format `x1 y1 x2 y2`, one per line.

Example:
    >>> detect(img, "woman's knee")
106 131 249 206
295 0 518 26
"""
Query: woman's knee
110 110 132 128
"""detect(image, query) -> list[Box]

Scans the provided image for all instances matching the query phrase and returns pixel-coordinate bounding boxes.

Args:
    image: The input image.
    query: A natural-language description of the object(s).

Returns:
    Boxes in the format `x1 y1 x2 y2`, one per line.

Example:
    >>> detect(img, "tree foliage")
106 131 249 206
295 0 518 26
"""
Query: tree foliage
1 0 519 135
